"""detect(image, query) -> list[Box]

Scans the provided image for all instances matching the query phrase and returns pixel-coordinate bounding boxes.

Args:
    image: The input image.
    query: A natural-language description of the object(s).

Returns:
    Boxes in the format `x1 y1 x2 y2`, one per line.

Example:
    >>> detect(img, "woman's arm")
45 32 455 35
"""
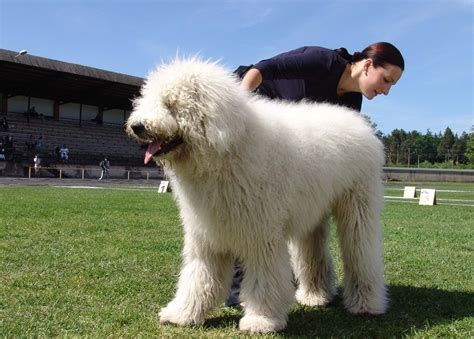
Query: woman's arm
240 68 263 91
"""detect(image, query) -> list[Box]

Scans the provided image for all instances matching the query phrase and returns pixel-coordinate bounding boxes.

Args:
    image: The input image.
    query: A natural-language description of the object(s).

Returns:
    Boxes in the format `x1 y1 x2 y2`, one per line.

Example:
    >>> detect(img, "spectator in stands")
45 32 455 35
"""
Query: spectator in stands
59 144 69 163
99 157 110 180
4 135 14 161
24 106 39 123
26 106 39 117
33 154 41 177
0 138 5 161
26 134 35 150
1 117 8 131
34 136 44 151
5 135 13 149
91 110 103 125
54 146 61 159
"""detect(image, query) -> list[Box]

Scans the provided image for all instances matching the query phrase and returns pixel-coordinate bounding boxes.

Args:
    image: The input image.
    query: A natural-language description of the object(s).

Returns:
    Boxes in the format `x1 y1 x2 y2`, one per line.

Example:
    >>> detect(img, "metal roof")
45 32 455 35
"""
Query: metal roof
0 49 144 110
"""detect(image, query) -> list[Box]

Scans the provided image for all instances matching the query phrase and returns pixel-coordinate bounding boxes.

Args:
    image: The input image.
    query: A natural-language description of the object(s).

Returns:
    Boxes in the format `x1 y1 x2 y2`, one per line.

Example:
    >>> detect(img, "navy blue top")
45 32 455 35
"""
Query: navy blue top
252 46 362 112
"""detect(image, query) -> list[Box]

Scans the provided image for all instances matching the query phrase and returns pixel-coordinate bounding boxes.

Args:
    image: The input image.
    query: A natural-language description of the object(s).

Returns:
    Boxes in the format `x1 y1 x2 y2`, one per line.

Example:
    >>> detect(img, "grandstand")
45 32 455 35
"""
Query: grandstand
4 113 142 164
0 48 159 177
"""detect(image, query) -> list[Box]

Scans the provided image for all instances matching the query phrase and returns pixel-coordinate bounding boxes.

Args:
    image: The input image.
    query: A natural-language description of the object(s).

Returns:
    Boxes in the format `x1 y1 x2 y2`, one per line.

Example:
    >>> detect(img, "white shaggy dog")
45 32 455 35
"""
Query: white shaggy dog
126 58 387 334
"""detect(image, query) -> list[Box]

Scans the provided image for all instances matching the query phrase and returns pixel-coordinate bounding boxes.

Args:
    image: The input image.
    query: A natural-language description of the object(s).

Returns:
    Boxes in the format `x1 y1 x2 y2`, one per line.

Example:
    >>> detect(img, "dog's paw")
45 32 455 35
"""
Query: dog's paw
296 288 334 307
344 296 387 315
239 314 286 334
344 284 387 315
159 302 201 326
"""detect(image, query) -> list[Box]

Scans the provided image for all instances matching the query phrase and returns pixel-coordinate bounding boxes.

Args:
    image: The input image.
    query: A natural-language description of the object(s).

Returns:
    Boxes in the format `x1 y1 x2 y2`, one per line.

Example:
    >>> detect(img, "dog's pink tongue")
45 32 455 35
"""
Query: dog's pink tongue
144 141 162 164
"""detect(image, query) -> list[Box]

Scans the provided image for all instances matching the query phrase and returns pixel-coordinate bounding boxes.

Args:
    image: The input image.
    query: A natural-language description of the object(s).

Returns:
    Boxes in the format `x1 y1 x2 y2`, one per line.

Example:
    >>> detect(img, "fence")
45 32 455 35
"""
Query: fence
21 166 474 183
383 167 474 182
28 166 164 181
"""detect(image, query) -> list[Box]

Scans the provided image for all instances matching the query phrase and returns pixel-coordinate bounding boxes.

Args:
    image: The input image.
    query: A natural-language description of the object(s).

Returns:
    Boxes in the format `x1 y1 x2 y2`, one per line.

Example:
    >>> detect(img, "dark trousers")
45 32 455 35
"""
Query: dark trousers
225 261 243 307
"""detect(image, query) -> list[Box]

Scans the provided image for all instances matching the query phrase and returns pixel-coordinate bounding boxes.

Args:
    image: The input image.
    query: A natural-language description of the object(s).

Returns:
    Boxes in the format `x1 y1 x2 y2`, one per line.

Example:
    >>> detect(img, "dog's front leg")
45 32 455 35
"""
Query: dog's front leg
239 238 295 334
159 236 233 326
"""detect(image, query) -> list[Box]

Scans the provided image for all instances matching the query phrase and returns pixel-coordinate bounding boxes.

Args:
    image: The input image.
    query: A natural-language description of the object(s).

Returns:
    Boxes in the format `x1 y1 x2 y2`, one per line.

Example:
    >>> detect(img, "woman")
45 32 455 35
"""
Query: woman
226 42 405 307
239 41 404 112
33 154 41 177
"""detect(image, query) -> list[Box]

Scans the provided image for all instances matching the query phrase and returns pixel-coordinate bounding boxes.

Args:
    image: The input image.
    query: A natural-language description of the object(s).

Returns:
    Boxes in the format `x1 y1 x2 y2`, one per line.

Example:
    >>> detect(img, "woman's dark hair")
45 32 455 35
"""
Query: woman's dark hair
336 42 405 70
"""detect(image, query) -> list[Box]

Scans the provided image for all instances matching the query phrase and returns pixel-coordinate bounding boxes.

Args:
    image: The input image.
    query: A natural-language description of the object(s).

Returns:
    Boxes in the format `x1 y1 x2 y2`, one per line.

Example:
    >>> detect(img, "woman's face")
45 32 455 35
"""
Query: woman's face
360 60 403 100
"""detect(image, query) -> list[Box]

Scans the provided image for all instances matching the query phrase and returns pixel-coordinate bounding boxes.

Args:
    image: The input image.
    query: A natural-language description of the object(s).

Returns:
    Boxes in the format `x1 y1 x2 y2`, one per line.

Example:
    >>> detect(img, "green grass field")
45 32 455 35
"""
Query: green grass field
1 182 473 337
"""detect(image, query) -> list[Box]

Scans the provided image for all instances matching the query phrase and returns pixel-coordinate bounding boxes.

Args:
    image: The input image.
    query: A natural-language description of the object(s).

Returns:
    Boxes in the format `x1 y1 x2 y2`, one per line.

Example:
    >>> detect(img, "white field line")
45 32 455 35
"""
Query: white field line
384 199 419 204
55 186 104 189
384 196 474 203
54 186 474 207
54 185 159 192
384 197 474 207
437 203 474 207
385 188 474 193
384 200 474 207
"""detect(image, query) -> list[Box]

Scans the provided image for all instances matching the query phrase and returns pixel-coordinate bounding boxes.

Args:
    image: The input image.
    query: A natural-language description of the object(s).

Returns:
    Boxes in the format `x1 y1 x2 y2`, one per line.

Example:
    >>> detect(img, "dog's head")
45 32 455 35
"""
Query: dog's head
126 57 247 165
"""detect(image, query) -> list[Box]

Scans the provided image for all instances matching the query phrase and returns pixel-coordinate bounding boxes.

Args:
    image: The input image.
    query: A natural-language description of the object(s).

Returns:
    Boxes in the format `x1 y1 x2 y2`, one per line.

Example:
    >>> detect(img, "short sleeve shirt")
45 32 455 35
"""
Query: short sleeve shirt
252 46 362 111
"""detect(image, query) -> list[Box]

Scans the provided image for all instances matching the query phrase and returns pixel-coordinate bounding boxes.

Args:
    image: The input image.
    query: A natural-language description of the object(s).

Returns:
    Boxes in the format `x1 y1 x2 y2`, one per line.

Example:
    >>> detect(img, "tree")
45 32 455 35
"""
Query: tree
382 127 471 167
453 132 469 164
422 130 438 163
362 114 383 140
437 127 455 162
466 134 474 164
383 129 407 164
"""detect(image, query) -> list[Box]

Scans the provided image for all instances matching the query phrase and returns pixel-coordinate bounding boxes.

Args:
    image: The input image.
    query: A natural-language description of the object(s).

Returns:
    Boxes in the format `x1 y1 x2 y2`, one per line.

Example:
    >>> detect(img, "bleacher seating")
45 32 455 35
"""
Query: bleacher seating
1 112 147 166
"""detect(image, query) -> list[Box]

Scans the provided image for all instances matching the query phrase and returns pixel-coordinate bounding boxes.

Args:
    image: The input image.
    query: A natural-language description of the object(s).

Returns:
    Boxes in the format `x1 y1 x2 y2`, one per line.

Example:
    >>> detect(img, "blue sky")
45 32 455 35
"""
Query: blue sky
1 0 472 136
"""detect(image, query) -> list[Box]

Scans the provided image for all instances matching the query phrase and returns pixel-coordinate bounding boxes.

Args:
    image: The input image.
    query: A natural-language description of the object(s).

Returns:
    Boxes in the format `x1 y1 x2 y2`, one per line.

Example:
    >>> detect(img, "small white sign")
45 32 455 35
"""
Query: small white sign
158 180 169 193
419 189 436 206
403 186 417 199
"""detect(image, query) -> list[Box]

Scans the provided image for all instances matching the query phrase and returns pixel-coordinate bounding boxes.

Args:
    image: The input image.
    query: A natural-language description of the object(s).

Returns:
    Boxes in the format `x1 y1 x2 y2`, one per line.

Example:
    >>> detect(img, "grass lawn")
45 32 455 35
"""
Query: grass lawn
1 182 473 337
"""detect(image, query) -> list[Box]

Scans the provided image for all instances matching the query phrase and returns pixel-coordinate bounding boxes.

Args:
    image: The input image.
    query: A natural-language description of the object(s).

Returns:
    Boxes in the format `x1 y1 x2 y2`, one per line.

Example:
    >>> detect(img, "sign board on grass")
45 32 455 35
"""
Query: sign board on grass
419 189 436 206
403 186 416 199
158 180 169 193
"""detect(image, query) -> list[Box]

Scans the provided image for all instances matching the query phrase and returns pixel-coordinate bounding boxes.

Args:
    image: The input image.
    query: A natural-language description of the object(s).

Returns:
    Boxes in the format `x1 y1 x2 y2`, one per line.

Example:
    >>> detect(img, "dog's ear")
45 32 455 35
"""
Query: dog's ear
203 100 247 156
206 124 232 155
163 100 179 118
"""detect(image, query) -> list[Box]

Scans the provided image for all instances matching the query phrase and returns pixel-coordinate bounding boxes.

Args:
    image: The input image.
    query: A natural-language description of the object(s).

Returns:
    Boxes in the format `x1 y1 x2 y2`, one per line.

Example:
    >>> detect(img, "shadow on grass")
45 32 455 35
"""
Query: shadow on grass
203 312 241 330
203 285 473 336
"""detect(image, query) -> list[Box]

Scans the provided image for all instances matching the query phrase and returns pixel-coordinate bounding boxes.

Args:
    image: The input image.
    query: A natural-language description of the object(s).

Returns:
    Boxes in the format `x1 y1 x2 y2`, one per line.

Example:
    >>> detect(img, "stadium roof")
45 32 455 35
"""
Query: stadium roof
0 49 144 110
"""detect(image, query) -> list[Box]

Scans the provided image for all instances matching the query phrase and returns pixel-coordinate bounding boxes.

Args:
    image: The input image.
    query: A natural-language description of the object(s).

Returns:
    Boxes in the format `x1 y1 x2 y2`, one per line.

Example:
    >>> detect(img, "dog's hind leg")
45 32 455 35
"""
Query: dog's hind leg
239 237 294 334
290 216 336 307
333 182 387 315
159 239 234 326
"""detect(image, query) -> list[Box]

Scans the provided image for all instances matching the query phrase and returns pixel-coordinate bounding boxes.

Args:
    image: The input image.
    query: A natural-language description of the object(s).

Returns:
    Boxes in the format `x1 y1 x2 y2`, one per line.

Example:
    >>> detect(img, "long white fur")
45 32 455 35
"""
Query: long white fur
126 58 387 334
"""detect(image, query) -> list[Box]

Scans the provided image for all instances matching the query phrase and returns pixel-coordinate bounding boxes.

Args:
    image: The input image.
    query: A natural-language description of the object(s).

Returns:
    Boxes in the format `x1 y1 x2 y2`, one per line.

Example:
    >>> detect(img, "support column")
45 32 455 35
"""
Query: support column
79 103 83 126
1 93 8 114
53 101 60 121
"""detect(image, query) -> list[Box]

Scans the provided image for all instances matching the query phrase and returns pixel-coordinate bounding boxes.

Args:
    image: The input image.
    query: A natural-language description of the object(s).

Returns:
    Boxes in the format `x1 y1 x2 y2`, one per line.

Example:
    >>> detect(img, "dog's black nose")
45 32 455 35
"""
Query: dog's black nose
130 122 146 136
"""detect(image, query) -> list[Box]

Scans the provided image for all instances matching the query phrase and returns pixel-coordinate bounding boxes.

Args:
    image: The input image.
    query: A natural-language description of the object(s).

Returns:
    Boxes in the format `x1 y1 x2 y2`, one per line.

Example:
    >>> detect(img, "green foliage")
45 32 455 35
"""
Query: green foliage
362 114 383 140
466 134 474 164
382 127 471 166
1 184 473 337
389 160 474 169
437 127 456 161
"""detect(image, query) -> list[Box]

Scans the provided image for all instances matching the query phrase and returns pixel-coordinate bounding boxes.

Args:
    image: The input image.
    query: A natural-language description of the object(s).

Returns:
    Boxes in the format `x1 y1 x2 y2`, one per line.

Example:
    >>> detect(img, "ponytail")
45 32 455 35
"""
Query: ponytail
336 42 405 70
335 48 367 63
335 47 353 62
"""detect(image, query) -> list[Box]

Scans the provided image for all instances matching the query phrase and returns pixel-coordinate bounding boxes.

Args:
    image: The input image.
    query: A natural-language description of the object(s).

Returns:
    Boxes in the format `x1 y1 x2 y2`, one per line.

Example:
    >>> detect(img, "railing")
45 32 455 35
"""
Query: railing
28 166 164 180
